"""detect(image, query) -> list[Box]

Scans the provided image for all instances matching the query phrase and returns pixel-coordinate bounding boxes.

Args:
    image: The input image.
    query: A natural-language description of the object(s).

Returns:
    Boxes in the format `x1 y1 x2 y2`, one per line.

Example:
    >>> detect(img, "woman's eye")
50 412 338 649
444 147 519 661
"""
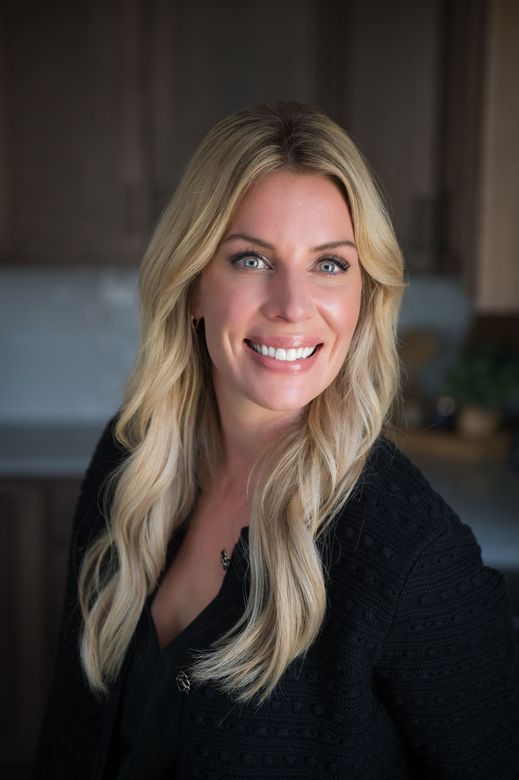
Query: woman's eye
317 257 349 274
231 252 268 270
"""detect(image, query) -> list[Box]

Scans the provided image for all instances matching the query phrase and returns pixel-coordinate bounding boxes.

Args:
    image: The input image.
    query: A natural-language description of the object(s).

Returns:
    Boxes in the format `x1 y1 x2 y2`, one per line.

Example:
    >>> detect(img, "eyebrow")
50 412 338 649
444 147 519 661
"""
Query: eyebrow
222 232 357 253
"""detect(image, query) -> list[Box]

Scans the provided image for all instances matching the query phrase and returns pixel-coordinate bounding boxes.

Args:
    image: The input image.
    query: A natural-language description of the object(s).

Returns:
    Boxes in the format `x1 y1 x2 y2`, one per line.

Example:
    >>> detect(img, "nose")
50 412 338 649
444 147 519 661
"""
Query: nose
261 267 315 323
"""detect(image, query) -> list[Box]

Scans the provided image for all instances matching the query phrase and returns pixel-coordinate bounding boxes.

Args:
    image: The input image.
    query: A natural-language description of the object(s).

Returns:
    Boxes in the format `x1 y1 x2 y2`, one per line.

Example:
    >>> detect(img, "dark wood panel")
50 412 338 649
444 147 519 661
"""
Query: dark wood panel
0 478 80 770
0 0 150 266
0 0 492 281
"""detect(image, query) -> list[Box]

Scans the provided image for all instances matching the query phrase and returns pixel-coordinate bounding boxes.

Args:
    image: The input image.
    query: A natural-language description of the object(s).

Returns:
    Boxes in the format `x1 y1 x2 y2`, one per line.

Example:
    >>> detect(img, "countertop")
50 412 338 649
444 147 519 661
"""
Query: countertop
0 421 104 478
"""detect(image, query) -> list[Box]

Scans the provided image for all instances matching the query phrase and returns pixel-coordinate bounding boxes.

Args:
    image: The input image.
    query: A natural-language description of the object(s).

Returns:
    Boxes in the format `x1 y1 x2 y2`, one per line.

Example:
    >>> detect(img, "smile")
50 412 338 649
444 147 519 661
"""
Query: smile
245 340 318 362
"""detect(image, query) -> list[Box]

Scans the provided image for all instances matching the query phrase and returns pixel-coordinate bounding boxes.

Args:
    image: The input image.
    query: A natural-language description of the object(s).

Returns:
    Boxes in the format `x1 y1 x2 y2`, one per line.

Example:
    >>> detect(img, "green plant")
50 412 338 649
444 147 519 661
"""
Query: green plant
445 345 519 409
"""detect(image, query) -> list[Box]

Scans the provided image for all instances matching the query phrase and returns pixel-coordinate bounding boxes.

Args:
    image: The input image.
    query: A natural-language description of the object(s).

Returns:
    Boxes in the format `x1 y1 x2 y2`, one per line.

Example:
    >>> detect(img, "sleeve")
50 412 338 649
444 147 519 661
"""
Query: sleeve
375 512 519 779
33 414 124 779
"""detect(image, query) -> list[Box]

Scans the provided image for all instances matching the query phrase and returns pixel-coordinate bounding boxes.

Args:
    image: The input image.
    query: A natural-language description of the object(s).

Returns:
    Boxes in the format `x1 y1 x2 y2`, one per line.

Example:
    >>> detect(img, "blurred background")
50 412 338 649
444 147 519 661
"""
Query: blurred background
1 0 518 775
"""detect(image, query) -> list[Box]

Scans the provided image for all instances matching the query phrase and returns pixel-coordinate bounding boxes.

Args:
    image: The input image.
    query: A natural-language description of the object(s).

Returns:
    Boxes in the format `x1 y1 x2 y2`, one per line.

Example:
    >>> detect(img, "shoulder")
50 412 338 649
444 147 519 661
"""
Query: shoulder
327 436 511 654
354 434 469 545
330 435 483 593
83 413 126 483
69 414 127 569
357 434 445 511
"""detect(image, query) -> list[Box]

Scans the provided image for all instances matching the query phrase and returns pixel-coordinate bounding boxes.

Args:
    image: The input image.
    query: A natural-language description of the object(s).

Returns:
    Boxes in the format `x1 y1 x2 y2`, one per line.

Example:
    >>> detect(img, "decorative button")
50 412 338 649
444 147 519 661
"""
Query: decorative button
176 670 191 694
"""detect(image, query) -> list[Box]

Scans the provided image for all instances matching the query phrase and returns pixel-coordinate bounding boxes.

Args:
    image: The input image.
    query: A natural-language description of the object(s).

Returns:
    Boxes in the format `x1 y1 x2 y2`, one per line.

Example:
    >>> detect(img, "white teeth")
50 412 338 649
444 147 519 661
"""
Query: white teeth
249 341 317 361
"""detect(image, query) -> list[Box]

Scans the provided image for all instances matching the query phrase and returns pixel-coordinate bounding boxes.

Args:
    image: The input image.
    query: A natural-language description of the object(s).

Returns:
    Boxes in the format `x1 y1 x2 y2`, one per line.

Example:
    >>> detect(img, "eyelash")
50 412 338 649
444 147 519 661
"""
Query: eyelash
318 255 350 273
229 249 350 273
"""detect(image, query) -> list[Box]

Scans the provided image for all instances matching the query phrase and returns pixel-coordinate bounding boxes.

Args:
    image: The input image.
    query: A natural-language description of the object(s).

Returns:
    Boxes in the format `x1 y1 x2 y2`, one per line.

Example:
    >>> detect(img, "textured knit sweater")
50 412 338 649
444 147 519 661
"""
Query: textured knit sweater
34 417 519 779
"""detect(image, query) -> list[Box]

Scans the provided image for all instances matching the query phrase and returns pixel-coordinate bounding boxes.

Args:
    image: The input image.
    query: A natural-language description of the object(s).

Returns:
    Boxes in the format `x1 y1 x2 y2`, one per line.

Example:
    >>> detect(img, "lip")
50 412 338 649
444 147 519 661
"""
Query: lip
245 335 323 349
244 340 322 372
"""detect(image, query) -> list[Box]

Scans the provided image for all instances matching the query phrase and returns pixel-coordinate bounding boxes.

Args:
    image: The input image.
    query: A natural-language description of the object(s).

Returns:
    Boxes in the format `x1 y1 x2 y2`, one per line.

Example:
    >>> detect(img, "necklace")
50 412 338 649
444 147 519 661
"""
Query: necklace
198 485 248 573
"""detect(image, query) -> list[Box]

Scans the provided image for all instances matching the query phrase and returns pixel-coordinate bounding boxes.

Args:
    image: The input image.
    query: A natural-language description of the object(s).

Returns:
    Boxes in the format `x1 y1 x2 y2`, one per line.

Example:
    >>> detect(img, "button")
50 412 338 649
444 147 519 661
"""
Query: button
176 670 191 694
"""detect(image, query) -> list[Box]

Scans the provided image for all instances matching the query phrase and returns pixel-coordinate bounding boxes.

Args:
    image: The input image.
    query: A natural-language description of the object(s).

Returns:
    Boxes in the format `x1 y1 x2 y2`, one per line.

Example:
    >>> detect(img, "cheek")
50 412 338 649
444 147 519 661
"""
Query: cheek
321 285 363 340
202 295 251 365
205 283 260 332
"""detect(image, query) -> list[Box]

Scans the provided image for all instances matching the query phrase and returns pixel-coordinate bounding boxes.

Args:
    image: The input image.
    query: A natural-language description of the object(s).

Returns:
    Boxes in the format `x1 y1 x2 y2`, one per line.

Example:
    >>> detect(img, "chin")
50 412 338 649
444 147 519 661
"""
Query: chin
248 392 316 415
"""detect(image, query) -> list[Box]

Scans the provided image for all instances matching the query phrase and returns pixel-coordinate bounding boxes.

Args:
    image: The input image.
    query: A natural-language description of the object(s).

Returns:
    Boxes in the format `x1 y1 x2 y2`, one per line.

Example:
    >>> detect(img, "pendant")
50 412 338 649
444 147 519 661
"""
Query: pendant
220 549 231 571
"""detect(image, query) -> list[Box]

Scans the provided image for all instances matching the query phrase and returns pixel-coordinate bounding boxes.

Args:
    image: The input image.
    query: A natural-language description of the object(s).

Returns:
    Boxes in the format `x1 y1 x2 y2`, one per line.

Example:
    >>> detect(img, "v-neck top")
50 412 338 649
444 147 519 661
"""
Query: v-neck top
104 524 250 779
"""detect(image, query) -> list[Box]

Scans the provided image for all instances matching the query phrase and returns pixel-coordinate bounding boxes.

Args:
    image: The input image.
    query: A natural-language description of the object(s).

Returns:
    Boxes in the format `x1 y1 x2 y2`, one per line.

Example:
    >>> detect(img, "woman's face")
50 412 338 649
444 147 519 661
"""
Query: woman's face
192 170 363 422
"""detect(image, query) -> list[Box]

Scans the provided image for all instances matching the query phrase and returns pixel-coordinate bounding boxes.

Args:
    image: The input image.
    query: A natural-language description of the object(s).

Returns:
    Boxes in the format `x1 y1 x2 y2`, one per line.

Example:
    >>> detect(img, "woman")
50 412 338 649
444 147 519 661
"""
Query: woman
35 102 519 779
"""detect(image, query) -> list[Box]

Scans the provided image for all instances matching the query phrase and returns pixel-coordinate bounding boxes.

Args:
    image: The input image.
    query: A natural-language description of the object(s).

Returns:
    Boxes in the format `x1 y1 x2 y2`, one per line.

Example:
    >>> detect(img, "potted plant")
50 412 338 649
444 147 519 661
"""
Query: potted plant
445 345 519 439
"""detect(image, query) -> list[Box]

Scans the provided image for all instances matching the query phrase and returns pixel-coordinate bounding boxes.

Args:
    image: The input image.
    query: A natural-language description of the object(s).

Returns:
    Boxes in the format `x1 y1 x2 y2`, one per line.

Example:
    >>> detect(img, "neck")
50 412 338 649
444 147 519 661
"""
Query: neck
213 396 302 493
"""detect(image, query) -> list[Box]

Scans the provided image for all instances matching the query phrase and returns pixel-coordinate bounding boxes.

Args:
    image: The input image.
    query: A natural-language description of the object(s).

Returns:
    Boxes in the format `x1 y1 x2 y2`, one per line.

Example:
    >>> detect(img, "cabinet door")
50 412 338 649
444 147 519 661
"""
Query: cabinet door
0 480 47 767
147 0 325 218
475 0 519 312
1 0 150 266
0 478 80 770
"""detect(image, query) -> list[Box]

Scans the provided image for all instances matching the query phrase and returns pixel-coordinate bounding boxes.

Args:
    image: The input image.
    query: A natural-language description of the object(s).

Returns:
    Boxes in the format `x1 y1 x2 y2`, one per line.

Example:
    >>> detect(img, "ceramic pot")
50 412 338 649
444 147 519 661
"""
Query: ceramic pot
456 404 502 439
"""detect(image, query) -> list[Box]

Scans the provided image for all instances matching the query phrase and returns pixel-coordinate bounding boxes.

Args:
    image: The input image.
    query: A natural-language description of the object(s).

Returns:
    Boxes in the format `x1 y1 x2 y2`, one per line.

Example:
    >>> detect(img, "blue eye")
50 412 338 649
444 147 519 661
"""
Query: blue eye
317 257 350 274
243 256 263 269
230 251 269 270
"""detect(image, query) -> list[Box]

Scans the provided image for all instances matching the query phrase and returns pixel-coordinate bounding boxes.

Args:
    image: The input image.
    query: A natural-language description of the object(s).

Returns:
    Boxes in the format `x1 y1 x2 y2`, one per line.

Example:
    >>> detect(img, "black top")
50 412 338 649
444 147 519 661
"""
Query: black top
106 527 250 779
34 417 519 779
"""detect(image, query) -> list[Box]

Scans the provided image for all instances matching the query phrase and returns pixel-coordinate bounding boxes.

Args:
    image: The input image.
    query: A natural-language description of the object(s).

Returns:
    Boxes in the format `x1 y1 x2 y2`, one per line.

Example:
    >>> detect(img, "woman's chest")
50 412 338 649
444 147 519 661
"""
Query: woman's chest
151 628 407 779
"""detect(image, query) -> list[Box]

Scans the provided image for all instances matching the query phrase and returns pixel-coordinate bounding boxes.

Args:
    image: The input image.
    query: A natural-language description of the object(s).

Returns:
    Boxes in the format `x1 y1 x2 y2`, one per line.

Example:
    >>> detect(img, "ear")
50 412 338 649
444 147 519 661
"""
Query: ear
189 279 202 320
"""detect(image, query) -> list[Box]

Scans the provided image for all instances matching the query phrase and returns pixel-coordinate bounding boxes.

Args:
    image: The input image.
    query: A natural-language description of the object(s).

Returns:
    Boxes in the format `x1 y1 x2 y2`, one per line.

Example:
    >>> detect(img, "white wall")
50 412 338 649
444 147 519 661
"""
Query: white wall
0 268 139 422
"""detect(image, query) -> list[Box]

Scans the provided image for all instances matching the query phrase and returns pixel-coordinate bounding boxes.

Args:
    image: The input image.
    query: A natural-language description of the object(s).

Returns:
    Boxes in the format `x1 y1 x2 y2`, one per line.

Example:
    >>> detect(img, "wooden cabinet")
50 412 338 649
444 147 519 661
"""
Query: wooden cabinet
0 477 80 770
1 0 449 271
3 0 516 307
146 0 326 219
475 0 519 312
0 0 151 266
1 0 328 266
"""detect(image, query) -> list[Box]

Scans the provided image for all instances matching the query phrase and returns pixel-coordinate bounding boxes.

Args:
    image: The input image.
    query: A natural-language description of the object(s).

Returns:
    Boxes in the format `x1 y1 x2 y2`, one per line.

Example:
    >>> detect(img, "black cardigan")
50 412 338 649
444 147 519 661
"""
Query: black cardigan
34 417 519 779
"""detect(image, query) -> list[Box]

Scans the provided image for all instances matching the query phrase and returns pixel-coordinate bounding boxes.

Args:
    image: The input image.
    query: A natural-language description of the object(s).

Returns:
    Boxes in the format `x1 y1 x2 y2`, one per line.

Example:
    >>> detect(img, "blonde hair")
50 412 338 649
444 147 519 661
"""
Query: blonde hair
78 101 405 704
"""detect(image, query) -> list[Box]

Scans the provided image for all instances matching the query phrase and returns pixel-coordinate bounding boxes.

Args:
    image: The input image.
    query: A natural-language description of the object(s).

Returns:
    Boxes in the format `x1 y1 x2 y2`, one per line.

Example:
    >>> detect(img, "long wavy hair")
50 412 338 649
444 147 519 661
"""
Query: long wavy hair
78 101 405 704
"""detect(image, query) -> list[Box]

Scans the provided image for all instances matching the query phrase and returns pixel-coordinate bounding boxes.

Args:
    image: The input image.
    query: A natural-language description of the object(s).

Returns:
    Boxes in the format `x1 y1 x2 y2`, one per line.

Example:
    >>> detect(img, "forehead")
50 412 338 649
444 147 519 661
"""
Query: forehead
226 170 353 241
